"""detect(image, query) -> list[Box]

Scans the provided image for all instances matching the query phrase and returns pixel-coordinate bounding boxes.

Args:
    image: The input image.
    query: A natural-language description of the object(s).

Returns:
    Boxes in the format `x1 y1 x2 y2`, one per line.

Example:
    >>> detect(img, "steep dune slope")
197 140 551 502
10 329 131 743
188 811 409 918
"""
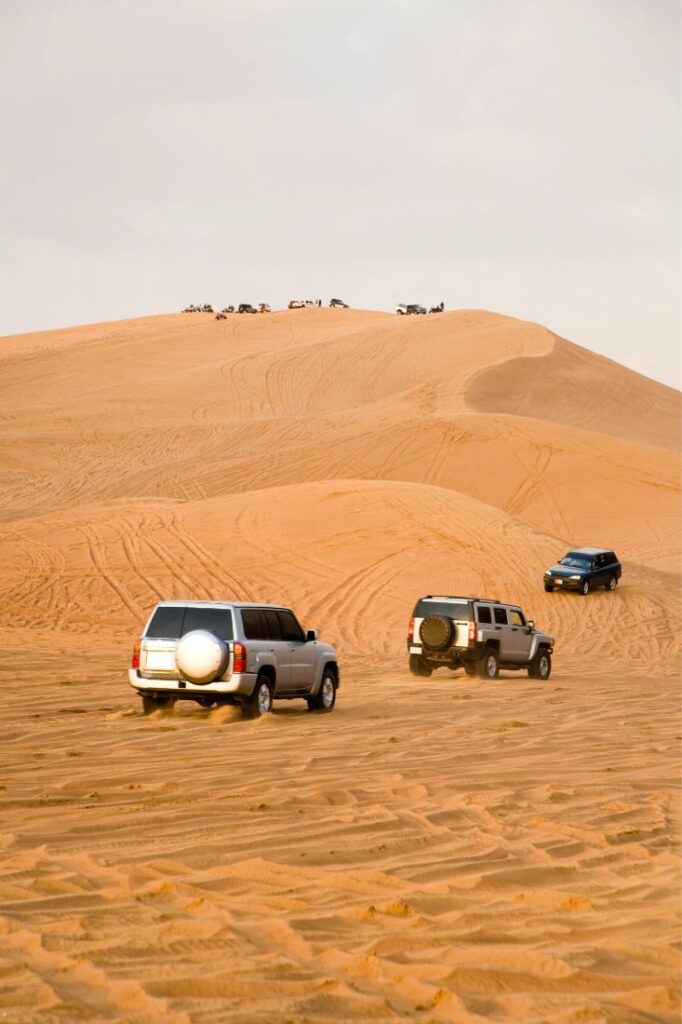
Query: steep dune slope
467 335 681 450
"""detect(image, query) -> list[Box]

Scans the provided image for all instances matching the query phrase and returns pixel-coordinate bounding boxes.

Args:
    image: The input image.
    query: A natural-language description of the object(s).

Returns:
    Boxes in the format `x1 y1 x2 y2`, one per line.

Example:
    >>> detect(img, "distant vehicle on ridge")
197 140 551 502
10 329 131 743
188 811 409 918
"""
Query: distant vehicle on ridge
329 298 349 308
396 303 426 315
237 303 258 314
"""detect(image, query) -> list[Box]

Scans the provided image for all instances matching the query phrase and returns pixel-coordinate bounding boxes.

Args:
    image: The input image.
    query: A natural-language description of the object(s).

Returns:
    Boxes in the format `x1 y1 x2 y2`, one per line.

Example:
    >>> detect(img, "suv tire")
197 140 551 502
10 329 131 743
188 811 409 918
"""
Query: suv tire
580 580 590 596
142 694 175 715
528 648 552 680
409 654 433 677
243 675 273 719
307 670 337 712
419 615 453 651
606 576 617 591
478 647 499 679
544 584 553 592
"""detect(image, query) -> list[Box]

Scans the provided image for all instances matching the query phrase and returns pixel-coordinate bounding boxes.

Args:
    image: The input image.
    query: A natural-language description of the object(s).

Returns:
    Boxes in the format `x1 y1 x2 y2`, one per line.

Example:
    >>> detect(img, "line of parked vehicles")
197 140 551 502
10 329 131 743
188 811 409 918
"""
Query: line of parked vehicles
182 299 350 318
396 302 445 315
181 299 449 318
128 547 621 719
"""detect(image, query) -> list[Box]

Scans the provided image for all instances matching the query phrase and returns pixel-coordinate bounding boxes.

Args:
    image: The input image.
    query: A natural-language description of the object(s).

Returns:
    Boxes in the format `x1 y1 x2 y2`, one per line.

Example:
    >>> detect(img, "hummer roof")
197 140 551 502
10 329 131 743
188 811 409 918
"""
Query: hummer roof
420 595 523 608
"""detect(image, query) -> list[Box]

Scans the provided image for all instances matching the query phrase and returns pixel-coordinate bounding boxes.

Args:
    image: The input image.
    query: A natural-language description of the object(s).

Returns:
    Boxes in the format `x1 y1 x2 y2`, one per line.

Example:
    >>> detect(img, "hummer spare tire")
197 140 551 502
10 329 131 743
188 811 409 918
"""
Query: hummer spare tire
175 629 228 685
419 615 453 651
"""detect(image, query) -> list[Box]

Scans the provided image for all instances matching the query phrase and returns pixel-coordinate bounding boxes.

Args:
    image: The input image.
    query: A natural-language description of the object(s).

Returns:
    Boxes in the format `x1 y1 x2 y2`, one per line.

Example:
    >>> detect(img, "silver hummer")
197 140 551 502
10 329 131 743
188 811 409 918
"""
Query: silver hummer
408 595 554 680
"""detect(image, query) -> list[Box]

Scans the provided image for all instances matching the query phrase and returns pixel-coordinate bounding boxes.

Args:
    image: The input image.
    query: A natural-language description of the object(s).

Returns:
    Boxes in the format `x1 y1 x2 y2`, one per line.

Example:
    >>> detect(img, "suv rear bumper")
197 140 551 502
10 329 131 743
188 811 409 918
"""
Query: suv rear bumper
129 669 257 699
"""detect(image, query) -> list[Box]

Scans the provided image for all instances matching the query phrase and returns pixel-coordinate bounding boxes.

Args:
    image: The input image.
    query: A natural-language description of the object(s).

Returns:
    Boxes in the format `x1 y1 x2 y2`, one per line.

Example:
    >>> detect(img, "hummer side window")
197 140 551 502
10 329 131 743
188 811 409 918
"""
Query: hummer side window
510 610 525 627
493 607 508 625
477 606 492 624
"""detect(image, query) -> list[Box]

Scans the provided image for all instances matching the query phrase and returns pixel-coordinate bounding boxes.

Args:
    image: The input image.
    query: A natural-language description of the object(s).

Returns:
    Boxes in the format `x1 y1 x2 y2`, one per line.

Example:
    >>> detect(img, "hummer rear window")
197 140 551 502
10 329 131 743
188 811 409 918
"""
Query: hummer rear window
414 600 469 620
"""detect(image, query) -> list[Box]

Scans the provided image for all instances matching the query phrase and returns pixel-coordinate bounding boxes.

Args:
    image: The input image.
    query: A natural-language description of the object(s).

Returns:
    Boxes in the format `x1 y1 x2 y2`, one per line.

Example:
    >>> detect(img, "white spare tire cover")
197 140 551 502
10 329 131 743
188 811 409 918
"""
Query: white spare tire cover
175 629 228 685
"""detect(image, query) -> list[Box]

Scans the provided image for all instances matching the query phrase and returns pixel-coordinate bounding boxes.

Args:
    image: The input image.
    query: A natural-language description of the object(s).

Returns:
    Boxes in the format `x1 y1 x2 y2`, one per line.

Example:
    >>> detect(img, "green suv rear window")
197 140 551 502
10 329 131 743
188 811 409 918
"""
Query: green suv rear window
414 600 470 620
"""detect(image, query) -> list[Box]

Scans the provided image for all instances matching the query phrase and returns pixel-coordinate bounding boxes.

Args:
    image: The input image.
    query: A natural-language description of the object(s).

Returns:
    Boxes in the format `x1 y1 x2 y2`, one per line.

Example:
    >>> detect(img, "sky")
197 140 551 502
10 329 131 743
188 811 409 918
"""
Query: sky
1 0 680 387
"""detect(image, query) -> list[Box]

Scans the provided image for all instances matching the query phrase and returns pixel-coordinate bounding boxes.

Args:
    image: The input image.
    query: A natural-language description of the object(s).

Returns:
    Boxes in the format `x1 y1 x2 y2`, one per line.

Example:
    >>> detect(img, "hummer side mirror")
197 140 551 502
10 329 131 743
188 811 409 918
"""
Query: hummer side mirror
306 630 318 642
526 620 535 631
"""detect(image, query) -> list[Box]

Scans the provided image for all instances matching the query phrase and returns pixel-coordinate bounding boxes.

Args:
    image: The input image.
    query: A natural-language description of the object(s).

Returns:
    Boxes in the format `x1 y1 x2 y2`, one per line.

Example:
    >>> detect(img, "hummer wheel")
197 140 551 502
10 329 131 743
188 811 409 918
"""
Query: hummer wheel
478 648 499 679
529 649 552 680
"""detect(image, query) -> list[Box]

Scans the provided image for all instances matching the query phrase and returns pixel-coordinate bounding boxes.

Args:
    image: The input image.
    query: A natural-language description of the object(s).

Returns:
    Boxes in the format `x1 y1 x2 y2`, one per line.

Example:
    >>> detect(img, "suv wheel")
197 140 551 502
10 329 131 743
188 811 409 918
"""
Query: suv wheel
606 576 617 591
478 648 499 679
409 654 433 677
307 671 337 712
141 694 175 716
544 584 553 592
529 649 552 680
580 580 590 596
243 676 273 719
464 663 477 677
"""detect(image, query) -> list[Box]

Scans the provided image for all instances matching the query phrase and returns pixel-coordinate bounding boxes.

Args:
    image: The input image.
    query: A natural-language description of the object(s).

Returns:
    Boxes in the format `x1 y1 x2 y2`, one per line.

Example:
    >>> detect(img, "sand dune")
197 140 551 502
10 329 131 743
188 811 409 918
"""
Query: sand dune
0 308 679 1022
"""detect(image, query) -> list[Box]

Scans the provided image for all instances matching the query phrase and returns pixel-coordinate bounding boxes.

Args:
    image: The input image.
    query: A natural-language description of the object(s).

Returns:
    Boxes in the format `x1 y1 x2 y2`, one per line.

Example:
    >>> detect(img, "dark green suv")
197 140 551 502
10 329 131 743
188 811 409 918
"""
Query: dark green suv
544 547 621 595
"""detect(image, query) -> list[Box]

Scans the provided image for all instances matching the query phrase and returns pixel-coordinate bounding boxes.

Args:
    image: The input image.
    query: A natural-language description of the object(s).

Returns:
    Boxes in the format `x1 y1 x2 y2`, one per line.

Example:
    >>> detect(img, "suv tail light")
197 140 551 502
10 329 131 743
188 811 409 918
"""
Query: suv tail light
408 616 414 642
468 621 476 643
131 638 141 669
233 642 246 674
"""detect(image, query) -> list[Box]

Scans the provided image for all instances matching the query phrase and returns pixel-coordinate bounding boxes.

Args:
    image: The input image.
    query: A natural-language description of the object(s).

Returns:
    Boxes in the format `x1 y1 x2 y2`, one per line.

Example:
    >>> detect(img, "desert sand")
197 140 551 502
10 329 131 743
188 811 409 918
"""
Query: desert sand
0 307 679 1023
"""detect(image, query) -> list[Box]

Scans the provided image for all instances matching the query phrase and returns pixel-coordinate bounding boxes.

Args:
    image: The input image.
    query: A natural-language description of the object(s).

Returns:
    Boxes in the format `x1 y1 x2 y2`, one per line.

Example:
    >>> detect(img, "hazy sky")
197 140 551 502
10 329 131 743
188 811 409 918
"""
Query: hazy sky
1 0 680 386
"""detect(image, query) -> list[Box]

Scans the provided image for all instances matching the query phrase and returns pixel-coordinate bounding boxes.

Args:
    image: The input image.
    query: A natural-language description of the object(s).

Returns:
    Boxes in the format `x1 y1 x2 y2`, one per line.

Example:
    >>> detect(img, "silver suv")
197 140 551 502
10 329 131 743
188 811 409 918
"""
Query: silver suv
130 601 339 717
407 595 554 680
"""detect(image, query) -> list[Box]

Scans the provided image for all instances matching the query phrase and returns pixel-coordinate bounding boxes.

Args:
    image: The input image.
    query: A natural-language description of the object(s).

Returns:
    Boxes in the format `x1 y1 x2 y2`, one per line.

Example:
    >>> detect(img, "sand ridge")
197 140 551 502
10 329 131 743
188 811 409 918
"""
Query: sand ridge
0 308 679 1022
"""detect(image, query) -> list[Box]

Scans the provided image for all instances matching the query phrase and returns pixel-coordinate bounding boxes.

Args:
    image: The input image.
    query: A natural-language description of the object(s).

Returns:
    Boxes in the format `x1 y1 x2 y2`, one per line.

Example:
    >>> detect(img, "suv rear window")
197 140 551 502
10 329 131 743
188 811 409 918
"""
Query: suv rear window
145 605 234 640
476 606 492 624
146 605 184 638
183 606 233 640
413 600 470 620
